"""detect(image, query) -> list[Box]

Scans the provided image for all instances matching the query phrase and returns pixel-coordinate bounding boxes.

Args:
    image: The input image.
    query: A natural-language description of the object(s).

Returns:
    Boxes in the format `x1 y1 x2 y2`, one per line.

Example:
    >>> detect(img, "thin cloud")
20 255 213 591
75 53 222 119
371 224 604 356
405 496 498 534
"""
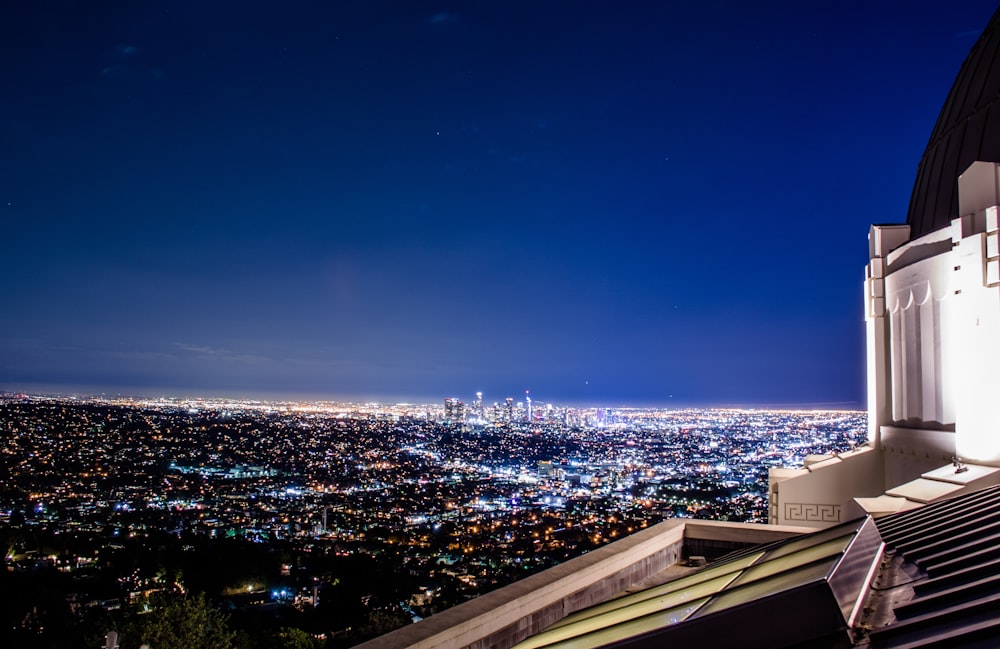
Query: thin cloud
173 343 270 365
174 343 224 356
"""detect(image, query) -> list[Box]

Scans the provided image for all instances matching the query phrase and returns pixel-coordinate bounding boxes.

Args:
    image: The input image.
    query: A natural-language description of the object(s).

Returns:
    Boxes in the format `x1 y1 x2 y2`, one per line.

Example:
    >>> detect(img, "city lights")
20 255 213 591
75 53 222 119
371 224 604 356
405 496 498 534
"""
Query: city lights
0 391 865 642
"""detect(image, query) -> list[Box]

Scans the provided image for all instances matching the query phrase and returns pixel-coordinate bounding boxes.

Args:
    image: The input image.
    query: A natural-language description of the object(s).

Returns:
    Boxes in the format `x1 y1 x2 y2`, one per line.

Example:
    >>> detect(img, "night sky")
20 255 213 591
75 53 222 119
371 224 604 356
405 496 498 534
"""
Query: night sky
2 2 997 407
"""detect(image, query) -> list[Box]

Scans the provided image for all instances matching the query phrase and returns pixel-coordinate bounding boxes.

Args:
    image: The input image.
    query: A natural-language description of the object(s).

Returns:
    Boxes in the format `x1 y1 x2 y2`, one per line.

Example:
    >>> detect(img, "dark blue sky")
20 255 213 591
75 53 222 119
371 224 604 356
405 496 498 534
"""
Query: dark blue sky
2 2 996 407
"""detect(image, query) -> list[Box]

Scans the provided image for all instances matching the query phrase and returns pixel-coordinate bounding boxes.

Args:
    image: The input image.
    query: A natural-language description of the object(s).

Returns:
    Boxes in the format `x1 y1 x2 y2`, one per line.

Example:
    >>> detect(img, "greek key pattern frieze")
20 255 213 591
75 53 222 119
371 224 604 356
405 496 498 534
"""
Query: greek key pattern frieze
784 503 841 522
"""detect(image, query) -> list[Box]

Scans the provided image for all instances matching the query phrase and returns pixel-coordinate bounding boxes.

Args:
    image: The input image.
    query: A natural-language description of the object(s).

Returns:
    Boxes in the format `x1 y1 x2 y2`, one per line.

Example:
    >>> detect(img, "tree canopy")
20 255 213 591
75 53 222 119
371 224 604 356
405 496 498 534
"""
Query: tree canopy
126 594 234 649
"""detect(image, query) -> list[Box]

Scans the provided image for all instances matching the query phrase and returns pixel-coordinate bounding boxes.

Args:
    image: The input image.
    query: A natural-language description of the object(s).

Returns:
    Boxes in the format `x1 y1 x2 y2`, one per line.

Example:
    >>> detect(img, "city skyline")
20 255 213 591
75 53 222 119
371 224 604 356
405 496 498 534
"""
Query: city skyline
2 386 867 412
3 2 997 407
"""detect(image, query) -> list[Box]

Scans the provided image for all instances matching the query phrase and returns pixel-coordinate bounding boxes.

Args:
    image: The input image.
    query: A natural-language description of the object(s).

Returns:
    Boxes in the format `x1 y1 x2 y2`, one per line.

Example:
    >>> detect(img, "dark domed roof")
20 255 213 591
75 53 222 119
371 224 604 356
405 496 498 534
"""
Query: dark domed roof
907 8 1000 238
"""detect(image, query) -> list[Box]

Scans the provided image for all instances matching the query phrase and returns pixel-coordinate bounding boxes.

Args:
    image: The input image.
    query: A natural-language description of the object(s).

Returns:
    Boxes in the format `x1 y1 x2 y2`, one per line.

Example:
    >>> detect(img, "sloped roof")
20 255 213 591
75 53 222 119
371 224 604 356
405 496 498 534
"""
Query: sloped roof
864 484 1000 648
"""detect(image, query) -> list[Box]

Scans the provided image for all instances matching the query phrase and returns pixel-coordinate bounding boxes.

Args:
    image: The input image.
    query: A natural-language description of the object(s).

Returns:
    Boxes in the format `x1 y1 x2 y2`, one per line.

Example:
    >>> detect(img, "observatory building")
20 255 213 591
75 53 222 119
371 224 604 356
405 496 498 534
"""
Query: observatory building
769 7 1000 526
359 8 1000 649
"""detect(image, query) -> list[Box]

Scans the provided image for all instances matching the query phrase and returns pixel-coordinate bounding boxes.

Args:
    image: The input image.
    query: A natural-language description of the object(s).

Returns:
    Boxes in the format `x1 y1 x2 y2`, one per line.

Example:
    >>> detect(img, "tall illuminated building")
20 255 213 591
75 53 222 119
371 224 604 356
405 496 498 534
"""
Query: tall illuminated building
525 390 532 423
505 397 514 423
444 397 465 423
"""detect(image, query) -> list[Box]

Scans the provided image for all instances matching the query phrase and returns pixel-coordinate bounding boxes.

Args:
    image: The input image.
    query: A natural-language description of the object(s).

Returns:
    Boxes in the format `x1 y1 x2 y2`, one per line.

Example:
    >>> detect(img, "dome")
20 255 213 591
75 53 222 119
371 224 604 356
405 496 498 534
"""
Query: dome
907 8 1000 238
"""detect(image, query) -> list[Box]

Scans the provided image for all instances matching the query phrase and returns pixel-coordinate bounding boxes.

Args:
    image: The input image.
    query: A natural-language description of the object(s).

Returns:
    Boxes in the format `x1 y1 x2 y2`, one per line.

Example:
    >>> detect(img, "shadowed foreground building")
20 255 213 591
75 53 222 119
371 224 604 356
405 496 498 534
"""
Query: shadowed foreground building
358 8 1000 649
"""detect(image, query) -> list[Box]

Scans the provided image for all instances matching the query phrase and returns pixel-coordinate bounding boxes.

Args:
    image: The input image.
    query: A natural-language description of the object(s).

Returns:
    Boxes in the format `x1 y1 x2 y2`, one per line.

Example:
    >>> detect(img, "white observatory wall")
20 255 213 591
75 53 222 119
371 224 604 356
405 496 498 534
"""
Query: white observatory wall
770 164 1000 528
873 163 1000 467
